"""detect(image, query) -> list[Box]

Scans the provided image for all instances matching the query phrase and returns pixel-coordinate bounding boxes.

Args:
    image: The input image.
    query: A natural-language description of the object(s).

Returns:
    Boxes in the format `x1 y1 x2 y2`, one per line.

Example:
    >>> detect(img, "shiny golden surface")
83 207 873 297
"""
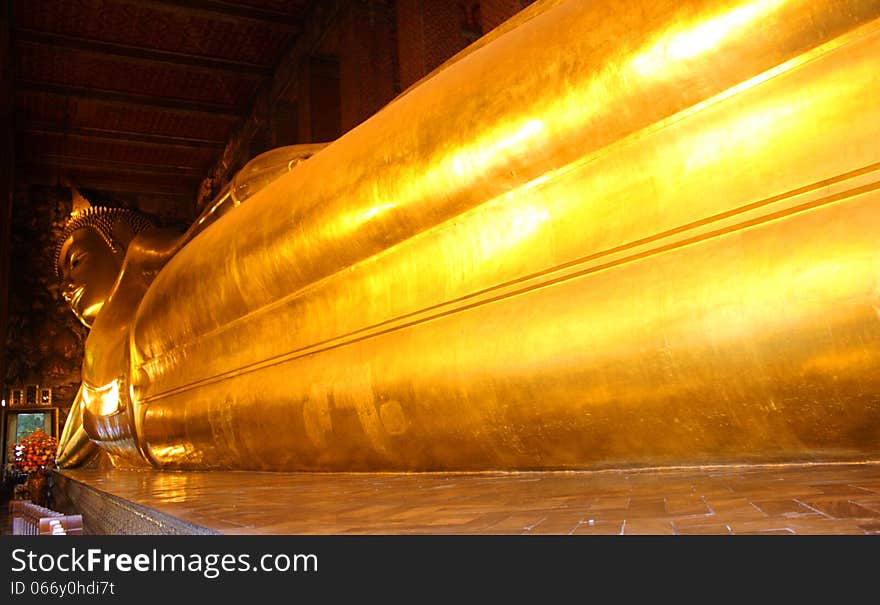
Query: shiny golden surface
59 0 880 470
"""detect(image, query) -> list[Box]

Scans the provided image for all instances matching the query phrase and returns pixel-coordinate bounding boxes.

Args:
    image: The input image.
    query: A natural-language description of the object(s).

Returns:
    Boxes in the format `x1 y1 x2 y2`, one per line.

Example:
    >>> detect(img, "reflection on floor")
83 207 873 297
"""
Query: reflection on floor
57 462 880 534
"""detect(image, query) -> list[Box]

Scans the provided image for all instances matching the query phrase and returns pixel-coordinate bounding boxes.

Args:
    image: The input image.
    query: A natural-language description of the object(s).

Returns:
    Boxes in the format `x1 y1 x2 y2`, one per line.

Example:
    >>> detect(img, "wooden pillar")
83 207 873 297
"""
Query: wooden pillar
307 56 341 143
338 0 398 132
395 1 535 91
1 0 15 403
272 55 340 148
196 1 343 207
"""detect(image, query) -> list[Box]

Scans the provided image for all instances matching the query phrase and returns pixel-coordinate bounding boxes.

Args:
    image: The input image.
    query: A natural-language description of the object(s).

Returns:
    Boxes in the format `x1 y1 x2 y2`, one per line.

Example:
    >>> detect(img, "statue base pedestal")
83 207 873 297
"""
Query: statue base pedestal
51 470 219 535
51 462 880 535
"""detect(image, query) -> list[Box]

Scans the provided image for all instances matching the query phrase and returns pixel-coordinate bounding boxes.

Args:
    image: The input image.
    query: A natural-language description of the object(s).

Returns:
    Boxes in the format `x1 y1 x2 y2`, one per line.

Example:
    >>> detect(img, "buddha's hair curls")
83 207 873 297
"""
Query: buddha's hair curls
54 206 154 276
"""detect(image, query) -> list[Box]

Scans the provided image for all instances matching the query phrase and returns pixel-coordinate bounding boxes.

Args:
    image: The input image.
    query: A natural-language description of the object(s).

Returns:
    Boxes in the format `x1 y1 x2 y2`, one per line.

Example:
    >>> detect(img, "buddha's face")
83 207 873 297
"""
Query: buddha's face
58 227 125 329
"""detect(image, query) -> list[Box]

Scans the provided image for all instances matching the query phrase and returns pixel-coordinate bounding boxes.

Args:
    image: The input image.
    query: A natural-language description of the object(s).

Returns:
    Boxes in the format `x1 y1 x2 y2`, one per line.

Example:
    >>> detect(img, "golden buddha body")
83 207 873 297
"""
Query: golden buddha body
58 0 880 471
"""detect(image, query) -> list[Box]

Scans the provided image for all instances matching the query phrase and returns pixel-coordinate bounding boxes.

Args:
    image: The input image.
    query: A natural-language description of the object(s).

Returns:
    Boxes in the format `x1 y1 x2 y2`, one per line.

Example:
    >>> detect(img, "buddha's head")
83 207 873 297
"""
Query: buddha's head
55 204 154 329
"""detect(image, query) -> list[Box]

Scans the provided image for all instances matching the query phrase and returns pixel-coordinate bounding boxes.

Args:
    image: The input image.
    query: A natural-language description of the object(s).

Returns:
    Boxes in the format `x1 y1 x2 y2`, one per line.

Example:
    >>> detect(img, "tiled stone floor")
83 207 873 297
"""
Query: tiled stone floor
57 462 880 535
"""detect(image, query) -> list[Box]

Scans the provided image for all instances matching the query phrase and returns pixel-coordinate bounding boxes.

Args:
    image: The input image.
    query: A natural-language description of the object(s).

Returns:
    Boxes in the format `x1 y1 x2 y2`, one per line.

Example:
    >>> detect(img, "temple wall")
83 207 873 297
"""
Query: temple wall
3 186 82 412
198 0 535 205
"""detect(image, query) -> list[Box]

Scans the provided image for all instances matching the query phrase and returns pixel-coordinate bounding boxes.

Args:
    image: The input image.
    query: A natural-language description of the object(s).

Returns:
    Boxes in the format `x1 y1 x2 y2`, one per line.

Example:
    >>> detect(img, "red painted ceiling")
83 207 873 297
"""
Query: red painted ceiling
12 0 313 211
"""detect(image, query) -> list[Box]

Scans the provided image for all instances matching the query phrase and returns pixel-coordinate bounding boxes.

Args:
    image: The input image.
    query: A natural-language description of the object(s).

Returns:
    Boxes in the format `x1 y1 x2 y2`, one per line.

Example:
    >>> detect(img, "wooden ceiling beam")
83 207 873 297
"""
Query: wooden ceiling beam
20 160 200 186
71 180 196 198
21 156 206 178
108 0 304 28
20 122 226 149
30 178 196 199
14 28 271 76
18 166 199 197
17 80 243 118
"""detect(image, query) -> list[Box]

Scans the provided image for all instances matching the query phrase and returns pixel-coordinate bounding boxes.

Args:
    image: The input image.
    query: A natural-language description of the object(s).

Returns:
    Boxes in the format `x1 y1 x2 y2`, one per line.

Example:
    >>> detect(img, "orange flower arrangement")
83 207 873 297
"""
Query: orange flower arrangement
13 429 58 474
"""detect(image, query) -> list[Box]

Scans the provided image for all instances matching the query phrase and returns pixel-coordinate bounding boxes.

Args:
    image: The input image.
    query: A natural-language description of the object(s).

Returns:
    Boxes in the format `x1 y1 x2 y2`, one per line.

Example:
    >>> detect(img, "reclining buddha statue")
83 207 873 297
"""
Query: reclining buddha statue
56 0 880 471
